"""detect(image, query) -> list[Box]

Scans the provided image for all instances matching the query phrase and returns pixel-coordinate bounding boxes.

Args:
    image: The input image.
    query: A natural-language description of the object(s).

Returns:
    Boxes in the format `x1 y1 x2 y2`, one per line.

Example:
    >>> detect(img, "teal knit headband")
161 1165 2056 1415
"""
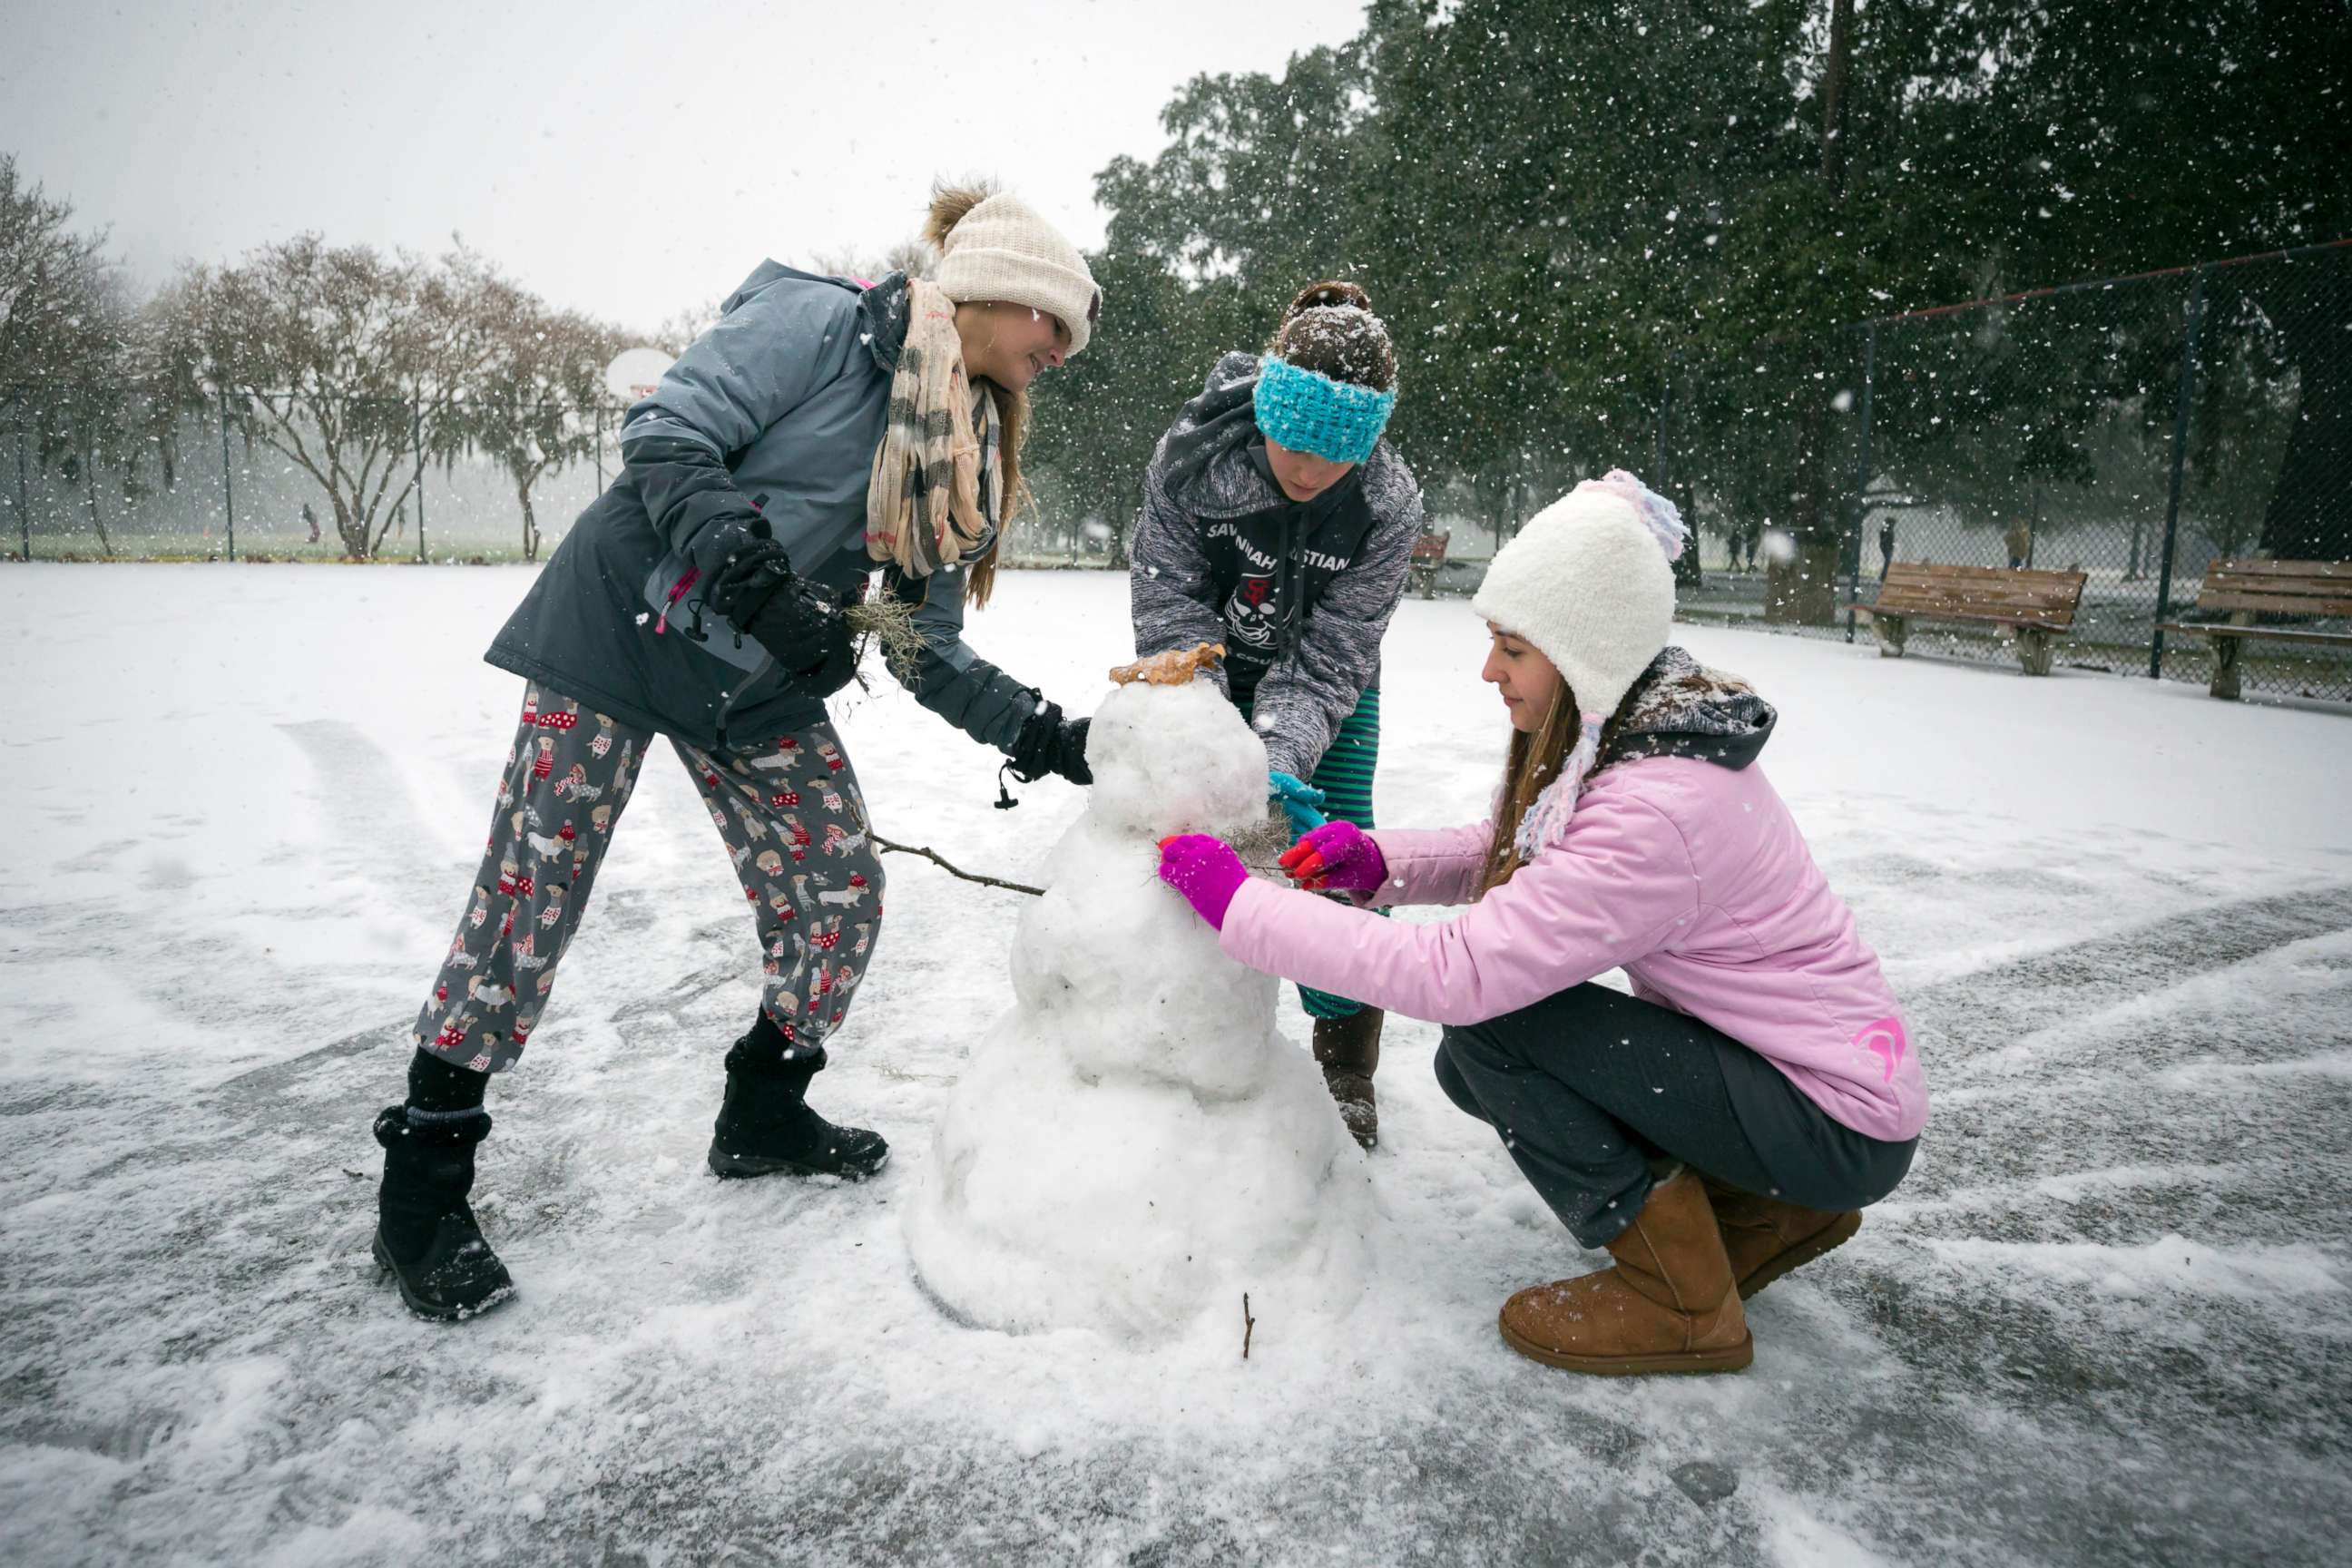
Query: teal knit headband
1253 357 1397 466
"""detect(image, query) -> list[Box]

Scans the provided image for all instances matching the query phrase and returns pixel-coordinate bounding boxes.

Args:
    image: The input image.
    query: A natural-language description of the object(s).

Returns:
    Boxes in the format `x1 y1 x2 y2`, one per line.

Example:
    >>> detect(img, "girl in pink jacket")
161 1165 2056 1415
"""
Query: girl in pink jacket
1158 472 1924 1377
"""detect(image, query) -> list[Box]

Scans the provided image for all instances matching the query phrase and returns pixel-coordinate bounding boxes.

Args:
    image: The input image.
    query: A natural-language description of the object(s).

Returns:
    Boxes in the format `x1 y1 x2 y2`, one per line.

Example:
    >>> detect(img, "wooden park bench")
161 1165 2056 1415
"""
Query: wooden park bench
1853 563 2090 676
1408 528 1451 600
2154 559 2352 700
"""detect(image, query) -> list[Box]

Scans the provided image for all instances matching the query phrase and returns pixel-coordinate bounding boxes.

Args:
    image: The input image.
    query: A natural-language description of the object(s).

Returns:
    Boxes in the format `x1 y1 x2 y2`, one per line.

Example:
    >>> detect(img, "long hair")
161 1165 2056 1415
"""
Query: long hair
924 181 1024 609
1477 681 1639 894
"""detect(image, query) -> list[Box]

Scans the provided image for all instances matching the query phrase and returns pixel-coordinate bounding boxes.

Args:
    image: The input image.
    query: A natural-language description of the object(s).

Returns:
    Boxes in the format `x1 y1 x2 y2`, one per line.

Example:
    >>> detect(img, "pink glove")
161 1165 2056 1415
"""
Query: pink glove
1156 834 1250 930
1278 820 1387 894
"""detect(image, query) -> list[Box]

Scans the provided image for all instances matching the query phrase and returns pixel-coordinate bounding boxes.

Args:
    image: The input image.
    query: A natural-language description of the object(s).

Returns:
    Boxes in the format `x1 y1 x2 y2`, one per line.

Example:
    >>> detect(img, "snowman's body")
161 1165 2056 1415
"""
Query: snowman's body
906 678 1371 1343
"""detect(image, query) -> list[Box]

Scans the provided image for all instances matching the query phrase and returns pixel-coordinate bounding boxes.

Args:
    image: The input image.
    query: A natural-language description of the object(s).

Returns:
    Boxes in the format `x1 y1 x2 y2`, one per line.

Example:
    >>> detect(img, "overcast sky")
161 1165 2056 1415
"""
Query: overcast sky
2 0 1369 332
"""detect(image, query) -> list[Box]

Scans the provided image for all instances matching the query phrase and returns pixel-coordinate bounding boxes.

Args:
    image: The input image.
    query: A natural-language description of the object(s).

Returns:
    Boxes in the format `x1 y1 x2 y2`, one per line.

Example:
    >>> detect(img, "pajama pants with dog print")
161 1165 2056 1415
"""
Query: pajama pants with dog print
414 682 885 1073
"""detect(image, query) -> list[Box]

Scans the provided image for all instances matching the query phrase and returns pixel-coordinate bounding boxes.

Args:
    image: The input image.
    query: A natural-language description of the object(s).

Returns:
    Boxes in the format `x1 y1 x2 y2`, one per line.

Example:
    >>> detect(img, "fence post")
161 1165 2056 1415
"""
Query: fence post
2150 269 2206 680
1845 321 1877 642
1651 366 1671 492
12 391 28 561
219 391 236 564
413 397 427 564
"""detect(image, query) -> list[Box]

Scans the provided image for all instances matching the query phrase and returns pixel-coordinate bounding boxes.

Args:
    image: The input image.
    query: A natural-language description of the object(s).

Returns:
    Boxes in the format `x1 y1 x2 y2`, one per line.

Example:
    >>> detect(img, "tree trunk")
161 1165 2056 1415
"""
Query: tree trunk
1764 392 1843 626
333 495 368 560
1759 0 1857 629
519 481 539 563
83 449 113 558
1765 535 1841 623
2257 292 2352 562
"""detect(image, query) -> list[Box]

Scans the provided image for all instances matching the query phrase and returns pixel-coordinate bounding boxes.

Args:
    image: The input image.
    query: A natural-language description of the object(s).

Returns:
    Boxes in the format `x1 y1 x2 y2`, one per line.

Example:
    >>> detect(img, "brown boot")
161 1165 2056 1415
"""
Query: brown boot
1498 1169 1752 1376
1700 1172 1862 1300
1312 1008 1383 1150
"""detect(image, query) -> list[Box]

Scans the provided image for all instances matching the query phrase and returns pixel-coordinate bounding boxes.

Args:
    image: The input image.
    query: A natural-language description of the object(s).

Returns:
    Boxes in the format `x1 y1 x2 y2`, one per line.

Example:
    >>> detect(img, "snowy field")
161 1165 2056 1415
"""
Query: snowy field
4 564 2350 1566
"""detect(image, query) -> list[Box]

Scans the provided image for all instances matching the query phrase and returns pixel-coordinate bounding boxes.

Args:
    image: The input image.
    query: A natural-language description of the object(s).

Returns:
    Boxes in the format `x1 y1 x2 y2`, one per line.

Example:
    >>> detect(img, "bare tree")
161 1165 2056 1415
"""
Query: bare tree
154 235 500 558
457 284 623 560
0 154 144 554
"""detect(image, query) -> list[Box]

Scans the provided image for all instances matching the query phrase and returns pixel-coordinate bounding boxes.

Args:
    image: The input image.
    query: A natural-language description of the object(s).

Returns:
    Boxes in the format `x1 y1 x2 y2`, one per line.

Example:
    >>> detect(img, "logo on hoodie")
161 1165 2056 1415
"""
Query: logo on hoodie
1226 573 1279 652
1854 1017 1908 1084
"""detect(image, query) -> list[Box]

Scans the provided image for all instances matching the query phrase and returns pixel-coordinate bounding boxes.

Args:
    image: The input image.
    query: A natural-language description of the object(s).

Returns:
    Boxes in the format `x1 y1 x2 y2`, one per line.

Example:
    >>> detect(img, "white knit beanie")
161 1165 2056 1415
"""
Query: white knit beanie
931 192 1102 355
1471 470 1690 855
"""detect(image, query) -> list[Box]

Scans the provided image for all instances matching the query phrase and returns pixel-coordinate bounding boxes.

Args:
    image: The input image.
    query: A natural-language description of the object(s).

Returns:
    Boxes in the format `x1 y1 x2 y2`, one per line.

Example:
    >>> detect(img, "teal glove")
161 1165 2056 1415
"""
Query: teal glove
1268 770 1328 835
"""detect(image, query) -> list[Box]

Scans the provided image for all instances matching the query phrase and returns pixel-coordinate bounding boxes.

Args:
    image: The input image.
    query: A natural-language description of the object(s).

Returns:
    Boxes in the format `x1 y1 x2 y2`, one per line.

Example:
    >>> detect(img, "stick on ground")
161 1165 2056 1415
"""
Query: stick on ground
870 833 1044 897
1242 1292 1257 1360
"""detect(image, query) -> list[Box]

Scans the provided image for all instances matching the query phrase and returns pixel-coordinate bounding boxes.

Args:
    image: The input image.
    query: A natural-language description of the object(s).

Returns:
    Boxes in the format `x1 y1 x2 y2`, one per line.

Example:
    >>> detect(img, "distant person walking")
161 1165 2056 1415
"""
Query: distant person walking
303 503 319 545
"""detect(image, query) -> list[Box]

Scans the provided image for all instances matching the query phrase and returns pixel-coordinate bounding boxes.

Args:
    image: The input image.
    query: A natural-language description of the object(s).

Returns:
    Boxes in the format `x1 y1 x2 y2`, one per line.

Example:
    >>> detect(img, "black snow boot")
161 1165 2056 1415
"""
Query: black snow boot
707 1014 889 1181
371 1051 513 1320
1313 1006 1386 1151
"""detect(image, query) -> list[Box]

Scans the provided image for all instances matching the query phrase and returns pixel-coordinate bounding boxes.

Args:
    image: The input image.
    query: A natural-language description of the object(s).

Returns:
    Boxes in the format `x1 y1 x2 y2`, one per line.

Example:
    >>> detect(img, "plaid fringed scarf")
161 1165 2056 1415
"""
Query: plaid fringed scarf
864 279 1000 579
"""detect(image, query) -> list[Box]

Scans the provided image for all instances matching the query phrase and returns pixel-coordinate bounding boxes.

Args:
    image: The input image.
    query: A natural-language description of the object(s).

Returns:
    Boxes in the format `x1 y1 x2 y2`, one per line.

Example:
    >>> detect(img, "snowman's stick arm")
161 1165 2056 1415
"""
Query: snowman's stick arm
870 834 1045 897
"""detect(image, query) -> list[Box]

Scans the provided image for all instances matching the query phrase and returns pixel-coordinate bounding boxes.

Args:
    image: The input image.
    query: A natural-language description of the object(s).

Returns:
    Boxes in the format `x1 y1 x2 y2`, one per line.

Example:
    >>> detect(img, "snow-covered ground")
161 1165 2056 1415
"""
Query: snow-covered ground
3 564 2349 1566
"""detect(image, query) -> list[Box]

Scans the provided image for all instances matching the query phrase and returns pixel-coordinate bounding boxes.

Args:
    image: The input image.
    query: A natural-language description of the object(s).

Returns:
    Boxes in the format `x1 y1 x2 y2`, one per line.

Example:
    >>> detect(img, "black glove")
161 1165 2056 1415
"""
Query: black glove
708 539 853 684
1007 703 1093 786
743 579 853 681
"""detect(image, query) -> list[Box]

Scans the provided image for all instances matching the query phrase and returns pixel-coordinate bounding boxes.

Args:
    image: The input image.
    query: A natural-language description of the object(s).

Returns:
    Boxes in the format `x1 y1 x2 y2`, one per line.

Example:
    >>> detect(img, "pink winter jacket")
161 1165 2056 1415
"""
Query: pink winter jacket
1220 754 1927 1142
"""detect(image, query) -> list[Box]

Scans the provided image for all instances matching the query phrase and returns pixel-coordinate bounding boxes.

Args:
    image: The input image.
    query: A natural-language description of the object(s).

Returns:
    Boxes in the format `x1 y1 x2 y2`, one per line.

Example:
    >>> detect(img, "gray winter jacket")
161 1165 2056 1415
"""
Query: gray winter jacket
485 264 1044 754
1130 351 1424 779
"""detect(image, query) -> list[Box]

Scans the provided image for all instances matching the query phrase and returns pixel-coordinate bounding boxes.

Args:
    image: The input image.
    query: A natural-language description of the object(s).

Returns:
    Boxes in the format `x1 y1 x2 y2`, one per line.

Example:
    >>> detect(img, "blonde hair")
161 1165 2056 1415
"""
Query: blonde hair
924 181 1028 610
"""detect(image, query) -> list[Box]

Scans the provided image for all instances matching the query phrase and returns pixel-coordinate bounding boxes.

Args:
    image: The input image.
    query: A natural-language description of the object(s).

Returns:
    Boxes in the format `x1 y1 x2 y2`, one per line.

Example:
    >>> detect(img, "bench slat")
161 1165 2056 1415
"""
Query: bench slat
2156 622 2352 647
2192 592 2352 617
1883 565 2087 587
2203 574 2352 595
2201 566 2352 585
1877 587 2083 608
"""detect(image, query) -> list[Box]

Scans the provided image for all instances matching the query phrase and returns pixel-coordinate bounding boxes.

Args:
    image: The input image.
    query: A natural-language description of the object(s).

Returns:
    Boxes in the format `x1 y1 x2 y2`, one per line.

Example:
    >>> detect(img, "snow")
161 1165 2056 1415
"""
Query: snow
3 564 2350 1564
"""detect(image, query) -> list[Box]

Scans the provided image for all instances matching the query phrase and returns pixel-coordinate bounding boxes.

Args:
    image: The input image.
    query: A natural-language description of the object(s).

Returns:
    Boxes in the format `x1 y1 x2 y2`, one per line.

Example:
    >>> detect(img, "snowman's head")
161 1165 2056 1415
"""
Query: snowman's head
1083 679 1268 840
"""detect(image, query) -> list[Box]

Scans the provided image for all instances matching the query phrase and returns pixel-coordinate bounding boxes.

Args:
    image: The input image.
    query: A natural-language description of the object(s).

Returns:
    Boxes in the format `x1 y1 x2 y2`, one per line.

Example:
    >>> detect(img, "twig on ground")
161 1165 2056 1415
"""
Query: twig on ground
1242 1292 1257 1360
870 833 1044 897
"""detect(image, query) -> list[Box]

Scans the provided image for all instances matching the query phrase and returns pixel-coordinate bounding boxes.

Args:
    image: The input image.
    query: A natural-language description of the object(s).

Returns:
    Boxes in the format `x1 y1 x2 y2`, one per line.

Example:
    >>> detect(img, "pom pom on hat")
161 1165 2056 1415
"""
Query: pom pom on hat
1575 468 1690 563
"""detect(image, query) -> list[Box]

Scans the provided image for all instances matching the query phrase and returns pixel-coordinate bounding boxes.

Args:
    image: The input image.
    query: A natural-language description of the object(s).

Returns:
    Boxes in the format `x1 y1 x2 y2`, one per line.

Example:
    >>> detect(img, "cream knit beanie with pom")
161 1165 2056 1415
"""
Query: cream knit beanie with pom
931 192 1102 355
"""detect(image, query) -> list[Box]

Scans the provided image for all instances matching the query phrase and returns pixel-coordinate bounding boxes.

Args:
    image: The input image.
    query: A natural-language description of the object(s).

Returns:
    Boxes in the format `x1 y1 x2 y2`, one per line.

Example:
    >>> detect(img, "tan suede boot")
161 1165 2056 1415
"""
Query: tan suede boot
1312 1008 1383 1150
1700 1172 1862 1300
1498 1169 1753 1376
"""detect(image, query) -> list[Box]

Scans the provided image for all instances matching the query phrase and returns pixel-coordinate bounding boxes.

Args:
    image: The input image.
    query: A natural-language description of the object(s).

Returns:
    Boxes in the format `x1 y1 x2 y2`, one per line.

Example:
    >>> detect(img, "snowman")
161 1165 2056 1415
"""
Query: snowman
906 646 1371 1345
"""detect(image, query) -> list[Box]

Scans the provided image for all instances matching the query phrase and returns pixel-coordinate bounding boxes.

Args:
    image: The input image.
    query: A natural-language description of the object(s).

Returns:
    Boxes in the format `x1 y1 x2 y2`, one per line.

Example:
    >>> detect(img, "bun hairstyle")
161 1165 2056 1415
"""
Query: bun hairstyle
1266 279 1396 393
922 182 988 253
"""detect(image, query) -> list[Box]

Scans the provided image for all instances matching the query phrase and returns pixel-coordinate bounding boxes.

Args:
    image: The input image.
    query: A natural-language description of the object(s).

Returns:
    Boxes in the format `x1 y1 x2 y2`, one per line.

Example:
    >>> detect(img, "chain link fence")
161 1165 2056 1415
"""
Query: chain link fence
7 242 2348 702
0 389 633 564
1651 240 2352 703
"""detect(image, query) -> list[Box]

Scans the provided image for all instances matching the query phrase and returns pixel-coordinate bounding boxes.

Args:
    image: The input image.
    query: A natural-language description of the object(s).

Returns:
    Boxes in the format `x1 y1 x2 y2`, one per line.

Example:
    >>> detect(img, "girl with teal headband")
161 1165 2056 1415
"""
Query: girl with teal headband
1129 279 1427 1149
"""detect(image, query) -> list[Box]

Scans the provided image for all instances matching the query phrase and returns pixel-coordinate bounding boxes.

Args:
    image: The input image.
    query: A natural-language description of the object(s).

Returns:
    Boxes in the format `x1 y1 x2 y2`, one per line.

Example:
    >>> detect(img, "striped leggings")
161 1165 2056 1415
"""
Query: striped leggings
1248 689 1384 1022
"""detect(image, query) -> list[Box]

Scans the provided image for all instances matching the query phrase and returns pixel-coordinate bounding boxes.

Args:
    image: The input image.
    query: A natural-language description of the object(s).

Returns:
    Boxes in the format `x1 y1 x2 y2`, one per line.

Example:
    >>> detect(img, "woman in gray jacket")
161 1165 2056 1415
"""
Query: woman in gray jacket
1129 281 1425 1149
370 186 1102 1320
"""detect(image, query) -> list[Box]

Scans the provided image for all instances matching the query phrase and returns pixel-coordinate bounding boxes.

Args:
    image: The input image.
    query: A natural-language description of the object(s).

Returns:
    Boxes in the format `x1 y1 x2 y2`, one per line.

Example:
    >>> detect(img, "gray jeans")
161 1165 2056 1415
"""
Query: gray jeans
415 682 885 1073
1437 984 1916 1248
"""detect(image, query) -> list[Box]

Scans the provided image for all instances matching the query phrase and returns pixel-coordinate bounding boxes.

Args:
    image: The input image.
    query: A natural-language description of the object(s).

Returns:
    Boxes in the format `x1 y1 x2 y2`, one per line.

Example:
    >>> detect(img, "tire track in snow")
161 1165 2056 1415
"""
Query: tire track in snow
278 717 453 909
1905 880 2352 1065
